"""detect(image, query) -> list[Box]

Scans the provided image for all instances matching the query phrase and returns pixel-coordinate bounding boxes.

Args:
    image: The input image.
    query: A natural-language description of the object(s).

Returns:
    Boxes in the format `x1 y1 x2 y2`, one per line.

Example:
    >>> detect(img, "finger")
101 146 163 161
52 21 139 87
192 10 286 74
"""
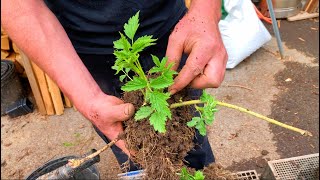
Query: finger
108 103 135 122
169 48 210 94
165 32 184 70
191 53 227 89
115 139 131 156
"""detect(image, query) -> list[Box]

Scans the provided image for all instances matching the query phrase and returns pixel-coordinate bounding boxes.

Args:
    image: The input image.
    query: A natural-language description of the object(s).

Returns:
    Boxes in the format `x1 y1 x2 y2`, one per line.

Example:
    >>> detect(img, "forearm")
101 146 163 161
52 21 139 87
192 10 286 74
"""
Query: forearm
188 0 222 22
1 0 102 117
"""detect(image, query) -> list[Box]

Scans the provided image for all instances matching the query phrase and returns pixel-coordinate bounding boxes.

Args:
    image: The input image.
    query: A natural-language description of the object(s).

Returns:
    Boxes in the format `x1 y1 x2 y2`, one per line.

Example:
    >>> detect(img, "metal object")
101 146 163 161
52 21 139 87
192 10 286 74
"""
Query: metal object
273 0 303 18
266 0 285 59
261 153 319 180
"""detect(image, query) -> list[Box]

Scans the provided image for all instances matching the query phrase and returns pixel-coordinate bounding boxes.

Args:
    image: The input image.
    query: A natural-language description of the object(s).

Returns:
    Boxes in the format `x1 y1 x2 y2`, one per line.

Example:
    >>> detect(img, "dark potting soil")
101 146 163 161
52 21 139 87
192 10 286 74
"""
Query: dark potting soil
121 89 237 179
122 89 195 179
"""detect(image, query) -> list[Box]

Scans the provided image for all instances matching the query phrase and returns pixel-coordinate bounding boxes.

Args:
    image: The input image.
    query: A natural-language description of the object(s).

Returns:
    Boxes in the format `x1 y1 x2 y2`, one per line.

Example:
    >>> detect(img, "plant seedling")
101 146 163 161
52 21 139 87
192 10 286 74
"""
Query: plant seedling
112 11 218 134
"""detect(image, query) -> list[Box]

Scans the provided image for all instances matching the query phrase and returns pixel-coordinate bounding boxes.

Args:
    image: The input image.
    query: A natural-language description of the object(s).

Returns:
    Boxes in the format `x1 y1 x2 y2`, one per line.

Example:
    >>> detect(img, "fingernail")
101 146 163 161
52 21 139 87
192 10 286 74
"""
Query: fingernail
124 104 134 116
169 88 177 95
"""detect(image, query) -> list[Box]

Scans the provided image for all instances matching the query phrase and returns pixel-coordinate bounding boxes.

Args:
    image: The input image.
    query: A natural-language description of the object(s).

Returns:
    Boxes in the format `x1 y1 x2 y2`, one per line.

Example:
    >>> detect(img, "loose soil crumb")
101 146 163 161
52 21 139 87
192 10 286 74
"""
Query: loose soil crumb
203 163 234 180
122 89 195 179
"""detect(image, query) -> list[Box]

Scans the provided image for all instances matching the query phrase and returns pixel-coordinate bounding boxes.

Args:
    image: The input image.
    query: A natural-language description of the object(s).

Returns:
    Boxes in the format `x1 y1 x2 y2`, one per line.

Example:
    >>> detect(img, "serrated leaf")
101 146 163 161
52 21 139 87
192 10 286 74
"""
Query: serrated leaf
149 111 167 133
148 91 171 119
151 55 161 66
187 117 201 127
149 91 170 111
160 57 168 67
195 120 206 136
124 11 140 40
149 67 163 73
119 75 126 82
149 75 173 89
194 171 205 180
113 32 131 51
132 35 156 53
135 106 153 120
180 167 192 180
121 76 147 91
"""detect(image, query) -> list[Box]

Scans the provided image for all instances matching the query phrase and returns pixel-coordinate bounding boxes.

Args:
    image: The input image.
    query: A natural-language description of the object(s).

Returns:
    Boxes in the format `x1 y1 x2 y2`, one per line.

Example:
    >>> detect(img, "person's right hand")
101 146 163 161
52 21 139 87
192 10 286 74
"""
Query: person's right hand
77 92 135 156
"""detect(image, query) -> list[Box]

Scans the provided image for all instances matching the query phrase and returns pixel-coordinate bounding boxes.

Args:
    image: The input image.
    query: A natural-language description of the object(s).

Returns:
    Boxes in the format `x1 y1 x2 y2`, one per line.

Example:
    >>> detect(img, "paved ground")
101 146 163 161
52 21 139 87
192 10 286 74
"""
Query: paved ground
1 19 319 179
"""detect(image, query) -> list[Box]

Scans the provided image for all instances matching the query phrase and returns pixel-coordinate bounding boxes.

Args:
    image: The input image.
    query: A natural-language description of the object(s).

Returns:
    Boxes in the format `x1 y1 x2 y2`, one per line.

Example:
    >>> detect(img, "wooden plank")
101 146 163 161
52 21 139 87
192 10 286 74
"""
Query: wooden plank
19 50 47 115
1 50 9 59
12 43 20 54
31 61 55 115
45 74 64 115
304 0 319 13
1 35 10 50
287 12 319 21
63 93 72 108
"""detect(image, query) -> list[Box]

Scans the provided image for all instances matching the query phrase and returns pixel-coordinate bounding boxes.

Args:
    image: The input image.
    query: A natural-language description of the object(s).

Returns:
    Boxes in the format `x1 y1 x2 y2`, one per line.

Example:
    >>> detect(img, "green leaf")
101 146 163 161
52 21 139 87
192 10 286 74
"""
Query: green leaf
132 35 157 53
121 76 147 91
193 171 205 180
187 117 201 127
113 32 131 51
149 75 173 89
195 120 206 136
149 91 171 115
124 11 140 40
149 66 163 74
160 57 168 67
119 75 126 82
151 55 161 66
135 106 153 120
180 167 192 180
149 111 167 133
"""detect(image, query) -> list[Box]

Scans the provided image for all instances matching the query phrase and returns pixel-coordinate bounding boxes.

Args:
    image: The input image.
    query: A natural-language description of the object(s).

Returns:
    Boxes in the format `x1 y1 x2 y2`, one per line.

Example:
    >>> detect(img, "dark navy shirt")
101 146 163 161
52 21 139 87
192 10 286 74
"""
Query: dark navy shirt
44 0 186 54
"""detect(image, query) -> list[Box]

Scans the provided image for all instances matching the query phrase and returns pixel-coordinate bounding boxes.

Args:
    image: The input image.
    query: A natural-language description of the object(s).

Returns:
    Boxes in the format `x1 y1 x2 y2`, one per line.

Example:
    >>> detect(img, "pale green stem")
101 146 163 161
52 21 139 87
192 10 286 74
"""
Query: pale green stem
170 100 313 137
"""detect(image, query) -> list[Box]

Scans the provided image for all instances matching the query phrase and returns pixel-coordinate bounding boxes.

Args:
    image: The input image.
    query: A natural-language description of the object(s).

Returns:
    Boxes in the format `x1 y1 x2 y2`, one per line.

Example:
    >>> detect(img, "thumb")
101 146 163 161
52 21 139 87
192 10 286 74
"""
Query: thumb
165 33 184 70
110 103 135 122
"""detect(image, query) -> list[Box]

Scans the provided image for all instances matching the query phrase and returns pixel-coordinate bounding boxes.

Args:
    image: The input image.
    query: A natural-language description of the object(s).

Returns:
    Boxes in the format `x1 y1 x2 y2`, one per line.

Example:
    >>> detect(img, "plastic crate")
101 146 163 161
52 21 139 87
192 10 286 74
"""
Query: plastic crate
232 170 260 180
118 169 260 180
262 153 319 180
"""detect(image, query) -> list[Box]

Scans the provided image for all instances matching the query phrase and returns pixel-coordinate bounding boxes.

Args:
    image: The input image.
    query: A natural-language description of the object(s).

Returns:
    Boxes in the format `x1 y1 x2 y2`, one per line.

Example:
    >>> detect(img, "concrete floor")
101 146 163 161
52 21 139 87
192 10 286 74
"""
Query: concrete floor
1 19 319 179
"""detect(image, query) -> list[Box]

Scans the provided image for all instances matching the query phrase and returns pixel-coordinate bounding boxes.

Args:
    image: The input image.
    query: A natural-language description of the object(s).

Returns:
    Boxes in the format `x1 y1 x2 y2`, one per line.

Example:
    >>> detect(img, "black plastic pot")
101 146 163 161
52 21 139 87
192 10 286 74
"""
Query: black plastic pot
25 153 100 180
5 98 33 118
1 60 24 115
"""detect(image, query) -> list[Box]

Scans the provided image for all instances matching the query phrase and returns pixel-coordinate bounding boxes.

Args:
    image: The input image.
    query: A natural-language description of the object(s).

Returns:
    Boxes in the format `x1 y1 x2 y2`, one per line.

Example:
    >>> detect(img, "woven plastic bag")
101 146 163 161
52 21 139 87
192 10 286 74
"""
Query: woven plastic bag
219 0 271 69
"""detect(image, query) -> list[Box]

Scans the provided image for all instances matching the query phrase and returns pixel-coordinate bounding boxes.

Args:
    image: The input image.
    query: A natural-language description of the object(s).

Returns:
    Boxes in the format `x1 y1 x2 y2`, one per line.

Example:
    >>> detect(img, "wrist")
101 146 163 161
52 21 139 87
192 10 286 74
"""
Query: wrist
188 0 222 23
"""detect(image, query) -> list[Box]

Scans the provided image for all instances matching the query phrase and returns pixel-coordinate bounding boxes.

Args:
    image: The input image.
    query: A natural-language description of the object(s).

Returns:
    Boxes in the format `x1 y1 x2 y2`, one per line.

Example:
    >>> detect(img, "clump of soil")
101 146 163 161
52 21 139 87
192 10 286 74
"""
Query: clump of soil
122 89 195 179
203 163 234 180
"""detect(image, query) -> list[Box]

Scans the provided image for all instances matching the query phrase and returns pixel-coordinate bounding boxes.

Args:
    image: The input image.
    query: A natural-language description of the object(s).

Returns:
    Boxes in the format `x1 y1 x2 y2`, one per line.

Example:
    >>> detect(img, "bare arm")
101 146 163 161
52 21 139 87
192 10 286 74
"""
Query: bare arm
1 0 134 154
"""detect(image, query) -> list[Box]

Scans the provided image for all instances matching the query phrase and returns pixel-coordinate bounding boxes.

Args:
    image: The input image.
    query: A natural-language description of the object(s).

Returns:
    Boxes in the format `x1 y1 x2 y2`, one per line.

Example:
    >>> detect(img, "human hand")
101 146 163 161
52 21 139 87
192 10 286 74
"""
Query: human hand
78 92 135 156
166 2 228 94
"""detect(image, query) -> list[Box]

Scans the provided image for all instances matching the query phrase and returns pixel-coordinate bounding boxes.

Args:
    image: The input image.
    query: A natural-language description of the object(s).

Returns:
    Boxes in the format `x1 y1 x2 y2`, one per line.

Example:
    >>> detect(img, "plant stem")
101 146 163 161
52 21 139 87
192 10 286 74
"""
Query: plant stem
68 138 119 168
170 100 202 108
170 100 313 137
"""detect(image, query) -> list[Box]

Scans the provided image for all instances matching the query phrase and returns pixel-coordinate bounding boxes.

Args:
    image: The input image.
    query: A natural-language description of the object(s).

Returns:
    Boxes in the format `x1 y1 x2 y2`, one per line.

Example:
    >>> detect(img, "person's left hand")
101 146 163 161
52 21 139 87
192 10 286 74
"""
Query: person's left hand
166 7 228 94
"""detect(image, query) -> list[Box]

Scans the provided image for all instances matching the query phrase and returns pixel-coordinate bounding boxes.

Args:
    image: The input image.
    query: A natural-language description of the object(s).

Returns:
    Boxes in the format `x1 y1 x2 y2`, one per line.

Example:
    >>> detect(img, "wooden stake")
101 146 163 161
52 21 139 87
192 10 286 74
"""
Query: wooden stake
287 12 319 21
31 62 55 115
1 34 10 50
63 93 72 108
19 51 47 115
45 74 64 115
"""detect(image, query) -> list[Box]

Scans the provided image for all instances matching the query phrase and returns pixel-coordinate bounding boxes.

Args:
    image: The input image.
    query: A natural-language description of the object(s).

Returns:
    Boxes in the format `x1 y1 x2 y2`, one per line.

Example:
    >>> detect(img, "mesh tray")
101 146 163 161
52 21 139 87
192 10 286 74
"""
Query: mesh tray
232 170 259 180
263 153 319 180
118 169 260 180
